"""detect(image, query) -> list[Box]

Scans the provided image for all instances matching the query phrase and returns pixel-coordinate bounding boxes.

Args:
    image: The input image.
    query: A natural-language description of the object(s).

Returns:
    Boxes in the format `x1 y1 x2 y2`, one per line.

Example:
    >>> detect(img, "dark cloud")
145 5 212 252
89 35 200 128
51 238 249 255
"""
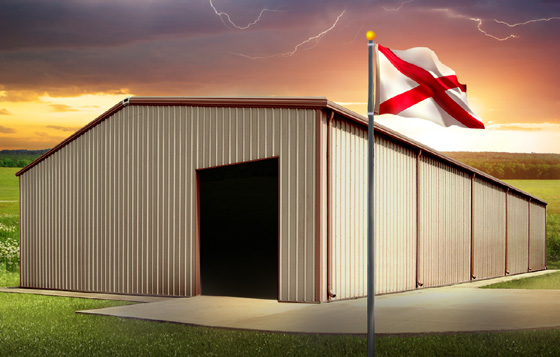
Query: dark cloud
0 0 227 51
46 125 80 132
0 125 15 133
0 108 12 115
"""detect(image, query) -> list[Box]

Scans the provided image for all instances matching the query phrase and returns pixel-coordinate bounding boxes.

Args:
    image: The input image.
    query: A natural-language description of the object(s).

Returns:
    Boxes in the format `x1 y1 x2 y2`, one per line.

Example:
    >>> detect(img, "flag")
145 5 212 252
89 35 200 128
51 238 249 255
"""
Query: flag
375 44 485 129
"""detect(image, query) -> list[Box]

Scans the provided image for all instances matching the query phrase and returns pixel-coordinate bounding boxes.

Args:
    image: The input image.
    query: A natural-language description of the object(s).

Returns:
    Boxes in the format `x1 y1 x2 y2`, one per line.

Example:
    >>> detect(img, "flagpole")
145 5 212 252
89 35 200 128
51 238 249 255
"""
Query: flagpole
366 30 376 357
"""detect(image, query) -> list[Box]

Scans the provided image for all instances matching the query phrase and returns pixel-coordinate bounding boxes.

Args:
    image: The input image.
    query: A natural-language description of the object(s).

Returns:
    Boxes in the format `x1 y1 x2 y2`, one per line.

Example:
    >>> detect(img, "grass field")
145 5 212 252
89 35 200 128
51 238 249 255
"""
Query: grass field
0 167 19 217
504 180 560 214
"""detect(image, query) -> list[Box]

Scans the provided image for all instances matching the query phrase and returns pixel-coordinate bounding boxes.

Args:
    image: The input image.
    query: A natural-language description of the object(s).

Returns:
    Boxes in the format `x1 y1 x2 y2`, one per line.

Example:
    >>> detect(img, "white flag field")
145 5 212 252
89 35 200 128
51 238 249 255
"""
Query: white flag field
375 44 485 129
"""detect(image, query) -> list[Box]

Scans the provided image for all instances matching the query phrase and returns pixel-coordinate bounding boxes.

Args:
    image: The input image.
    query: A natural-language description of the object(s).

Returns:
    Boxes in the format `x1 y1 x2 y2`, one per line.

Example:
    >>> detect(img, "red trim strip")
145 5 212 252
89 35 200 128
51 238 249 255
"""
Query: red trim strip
195 173 201 296
196 156 279 172
528 198 531 272
315 110 323 302
471 173 476 280
326 112 335 300
505 188 509 275
378 45 484 129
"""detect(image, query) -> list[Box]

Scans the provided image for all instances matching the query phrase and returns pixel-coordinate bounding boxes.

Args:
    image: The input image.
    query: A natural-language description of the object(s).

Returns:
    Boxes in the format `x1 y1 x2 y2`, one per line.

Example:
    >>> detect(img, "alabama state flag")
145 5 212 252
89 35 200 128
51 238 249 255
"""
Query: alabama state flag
375 44 485 129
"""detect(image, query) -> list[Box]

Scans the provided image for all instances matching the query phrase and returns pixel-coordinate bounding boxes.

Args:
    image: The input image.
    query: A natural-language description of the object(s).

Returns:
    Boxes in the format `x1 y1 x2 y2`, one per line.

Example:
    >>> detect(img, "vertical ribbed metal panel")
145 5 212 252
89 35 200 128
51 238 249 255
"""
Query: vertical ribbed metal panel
529 202 546 271
330 119 416 298
507 192 529 275
374 135 417 294
18 105 317 302
418 156 471 287
473 178 506 280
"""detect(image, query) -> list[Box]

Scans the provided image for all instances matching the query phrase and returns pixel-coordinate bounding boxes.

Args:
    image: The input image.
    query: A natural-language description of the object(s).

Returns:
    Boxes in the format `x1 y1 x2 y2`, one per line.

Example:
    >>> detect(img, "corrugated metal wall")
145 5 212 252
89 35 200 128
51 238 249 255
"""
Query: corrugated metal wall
472 178 506 280
19 102 548 301
529 202 547 271
330 118 416 298
418 156 471 288
507 192 529 275
373 135 417 294
20 105 317 302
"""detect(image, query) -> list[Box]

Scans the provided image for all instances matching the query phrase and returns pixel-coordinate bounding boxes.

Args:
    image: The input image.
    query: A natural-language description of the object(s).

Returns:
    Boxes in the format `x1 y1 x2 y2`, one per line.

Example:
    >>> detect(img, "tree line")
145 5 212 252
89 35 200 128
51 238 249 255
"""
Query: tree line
0 149 50 168
443 152 560 179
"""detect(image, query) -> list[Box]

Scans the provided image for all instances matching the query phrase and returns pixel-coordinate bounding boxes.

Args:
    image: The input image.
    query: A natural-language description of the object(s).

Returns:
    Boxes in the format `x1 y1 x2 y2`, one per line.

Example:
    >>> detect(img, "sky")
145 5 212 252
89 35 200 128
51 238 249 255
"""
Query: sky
0 0 559 152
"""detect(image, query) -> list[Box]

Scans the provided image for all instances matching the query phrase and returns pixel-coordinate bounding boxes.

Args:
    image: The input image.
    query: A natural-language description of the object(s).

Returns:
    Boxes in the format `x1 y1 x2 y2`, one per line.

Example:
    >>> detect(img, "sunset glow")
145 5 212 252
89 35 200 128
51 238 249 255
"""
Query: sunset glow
0 0 558 152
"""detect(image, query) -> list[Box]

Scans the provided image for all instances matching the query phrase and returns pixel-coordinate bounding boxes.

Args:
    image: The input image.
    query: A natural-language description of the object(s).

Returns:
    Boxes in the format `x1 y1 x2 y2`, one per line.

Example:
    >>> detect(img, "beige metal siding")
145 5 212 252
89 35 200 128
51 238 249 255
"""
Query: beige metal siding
418 156 471 287
19 105 317 302
330 119 416 298
507 192 529 275
529 202 546 271
473 178 506 280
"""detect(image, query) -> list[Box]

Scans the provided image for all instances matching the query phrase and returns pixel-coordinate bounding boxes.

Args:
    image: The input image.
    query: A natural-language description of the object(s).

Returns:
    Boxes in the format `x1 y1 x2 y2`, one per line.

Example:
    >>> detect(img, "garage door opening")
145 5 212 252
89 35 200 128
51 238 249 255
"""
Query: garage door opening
198 158 279 299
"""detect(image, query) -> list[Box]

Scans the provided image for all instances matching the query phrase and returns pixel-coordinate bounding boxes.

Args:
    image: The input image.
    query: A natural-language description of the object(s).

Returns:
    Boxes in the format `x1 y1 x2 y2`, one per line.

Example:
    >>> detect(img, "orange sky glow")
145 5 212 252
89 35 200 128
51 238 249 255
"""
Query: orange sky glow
0 0 559 152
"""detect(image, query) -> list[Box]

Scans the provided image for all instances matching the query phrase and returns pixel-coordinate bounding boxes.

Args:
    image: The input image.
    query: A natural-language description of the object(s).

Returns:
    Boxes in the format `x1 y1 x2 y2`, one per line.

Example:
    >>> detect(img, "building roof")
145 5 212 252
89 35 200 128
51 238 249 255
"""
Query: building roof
15 96 547 205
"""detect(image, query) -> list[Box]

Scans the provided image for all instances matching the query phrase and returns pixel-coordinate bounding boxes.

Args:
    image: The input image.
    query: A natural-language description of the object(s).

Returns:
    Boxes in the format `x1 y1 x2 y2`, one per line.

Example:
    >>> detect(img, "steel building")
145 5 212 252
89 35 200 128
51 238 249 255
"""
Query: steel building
17 97 547 302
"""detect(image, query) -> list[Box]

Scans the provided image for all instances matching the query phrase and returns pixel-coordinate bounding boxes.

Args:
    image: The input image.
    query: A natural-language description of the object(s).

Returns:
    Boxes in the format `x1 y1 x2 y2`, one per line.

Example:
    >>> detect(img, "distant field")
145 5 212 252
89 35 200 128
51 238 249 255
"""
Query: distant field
504 180 560 214
0 167 19 217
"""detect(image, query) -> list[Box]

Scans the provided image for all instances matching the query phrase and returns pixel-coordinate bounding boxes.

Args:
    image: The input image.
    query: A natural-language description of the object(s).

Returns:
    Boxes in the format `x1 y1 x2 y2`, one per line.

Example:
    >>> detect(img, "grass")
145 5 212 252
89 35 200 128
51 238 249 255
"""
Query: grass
0 271 19 287
2 292 560 356
0 293 367 356
483 271 560 290
0 167 19 218
504 180 560 214
0 168 19 244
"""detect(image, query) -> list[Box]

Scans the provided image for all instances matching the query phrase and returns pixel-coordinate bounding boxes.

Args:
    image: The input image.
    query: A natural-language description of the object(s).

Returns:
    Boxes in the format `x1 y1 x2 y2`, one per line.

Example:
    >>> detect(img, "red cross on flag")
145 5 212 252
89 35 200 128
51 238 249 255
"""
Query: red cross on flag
375 44 485 129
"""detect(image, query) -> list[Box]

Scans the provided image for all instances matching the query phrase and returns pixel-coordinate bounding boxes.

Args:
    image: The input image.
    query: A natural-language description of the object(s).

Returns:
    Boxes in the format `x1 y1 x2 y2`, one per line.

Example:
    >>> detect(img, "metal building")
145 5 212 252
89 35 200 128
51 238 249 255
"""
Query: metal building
17 97 547 302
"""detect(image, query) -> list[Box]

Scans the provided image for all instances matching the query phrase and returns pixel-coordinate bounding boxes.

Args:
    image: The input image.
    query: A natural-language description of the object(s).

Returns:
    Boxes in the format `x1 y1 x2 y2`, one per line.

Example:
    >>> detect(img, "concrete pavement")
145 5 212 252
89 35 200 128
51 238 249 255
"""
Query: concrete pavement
3 270 560 335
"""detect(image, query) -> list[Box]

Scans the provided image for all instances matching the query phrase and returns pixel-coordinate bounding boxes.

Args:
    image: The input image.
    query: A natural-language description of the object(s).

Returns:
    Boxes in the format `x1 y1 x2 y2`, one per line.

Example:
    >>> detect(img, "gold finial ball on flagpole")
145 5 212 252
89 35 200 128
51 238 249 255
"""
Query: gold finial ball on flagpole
366 31 376 41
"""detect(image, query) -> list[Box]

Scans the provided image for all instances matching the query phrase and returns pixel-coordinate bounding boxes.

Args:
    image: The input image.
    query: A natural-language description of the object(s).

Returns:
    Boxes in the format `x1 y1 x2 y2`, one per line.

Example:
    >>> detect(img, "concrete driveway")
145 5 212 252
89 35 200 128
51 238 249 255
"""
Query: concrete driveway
3 270 560 335
76 270 560 335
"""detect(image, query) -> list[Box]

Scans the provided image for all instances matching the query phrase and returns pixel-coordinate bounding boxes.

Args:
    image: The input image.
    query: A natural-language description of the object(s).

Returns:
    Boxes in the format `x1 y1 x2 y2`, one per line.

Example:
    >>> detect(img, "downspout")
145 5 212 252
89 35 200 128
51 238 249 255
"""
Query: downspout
326 111 336 299
416 150 423 287
528 198 532 272
471 173 476 280
505 188 510 275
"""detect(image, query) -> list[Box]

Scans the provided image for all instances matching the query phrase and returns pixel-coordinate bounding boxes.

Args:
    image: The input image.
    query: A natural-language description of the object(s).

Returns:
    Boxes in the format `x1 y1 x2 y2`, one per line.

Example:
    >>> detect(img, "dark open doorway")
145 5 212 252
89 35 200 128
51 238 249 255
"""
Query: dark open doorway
198 158 279 299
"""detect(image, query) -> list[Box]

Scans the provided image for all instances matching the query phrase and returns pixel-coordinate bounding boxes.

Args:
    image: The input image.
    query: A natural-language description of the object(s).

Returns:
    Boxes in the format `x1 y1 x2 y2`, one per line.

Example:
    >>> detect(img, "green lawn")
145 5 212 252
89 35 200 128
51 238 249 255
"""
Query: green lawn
0 271 19 287
0 293 367 356
483 271 560 289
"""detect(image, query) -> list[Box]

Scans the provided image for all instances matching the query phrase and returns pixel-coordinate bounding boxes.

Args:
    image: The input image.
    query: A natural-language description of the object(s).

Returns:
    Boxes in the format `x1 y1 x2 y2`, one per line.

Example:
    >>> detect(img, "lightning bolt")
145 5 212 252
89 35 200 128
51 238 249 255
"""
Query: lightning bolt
383 0 414 12
493 17 560 27
430 9 559 41
470 18 517 41
231 10 346 59
208 0 279 30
